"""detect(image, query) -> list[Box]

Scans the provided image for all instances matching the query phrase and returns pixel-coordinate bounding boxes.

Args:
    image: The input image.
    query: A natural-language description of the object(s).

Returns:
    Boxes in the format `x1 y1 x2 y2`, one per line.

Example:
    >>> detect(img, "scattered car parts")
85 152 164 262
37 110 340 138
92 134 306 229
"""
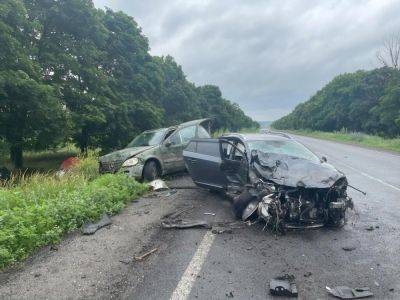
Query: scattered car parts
326 286 373 299
269 274 298 297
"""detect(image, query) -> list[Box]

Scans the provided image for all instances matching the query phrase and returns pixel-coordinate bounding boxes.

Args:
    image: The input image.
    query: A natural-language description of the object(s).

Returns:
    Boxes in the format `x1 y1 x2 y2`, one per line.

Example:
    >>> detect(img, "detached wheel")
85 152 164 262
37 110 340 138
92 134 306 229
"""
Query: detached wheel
143 161 160 181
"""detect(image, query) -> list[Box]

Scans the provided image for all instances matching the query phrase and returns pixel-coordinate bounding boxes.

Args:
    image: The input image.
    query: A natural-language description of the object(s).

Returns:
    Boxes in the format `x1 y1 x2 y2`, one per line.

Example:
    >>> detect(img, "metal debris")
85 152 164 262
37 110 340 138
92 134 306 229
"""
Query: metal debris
149 179 169 191
135 247 158 261
204 212 216 216
161 219 211 230
342 246 357 251
269 274 298 297
326 286 373 299
211 226 232 234
82 214 112 235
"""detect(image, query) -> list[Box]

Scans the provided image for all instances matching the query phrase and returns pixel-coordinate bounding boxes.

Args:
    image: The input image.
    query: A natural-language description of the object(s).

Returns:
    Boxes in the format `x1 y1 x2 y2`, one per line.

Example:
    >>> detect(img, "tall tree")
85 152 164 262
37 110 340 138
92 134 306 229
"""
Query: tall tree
0 0 65 167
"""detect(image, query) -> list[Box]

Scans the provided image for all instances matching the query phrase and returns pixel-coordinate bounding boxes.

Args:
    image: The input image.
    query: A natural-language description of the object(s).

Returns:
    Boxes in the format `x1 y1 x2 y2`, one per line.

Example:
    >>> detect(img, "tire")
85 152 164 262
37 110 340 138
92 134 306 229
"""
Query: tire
143 160 160 181
232 190 255 219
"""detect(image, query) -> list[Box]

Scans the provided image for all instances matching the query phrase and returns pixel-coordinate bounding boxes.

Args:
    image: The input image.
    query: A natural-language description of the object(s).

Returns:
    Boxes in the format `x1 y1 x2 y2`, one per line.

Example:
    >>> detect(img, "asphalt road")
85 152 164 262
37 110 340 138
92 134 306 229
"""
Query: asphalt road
1 135 400 300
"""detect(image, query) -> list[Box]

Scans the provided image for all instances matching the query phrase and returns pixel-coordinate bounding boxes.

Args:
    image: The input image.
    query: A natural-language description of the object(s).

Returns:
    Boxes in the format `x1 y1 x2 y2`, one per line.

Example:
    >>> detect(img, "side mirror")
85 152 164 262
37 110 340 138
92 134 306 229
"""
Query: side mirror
321 156 327 163
164 141 172 147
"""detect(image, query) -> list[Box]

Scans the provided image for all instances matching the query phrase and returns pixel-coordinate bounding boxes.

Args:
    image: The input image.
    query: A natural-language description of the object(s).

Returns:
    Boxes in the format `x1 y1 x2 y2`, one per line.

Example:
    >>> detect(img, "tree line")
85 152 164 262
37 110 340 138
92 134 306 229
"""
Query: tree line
272 67 400 138
0 0 258 168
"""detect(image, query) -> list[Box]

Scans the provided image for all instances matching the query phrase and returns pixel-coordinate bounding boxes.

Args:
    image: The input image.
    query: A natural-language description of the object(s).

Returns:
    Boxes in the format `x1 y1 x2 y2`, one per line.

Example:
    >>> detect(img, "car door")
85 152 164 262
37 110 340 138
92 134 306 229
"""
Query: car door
219 139 249 188
183 139 228 190
162 125 197 172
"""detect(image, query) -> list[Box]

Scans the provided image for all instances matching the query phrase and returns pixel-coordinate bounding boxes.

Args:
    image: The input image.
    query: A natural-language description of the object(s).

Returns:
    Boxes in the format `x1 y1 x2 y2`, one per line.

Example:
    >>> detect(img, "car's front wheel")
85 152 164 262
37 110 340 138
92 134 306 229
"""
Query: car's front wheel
143 160 160 181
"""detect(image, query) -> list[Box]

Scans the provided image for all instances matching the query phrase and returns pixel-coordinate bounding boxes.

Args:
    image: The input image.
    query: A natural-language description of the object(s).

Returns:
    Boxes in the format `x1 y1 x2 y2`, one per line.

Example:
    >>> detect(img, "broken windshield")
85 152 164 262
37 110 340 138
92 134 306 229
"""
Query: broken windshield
247 140 320 163
126 129 167 147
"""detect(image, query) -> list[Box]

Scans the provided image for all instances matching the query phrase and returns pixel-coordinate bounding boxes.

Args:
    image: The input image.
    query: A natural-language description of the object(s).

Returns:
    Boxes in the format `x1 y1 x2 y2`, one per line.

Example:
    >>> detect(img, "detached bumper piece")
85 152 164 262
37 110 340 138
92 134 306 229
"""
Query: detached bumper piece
269 274 298 297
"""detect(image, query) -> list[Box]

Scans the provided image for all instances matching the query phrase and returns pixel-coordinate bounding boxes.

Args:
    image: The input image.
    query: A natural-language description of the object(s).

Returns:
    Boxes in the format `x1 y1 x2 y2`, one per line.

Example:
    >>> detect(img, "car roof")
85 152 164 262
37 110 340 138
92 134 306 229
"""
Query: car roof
221 132 292 142
177 118 211 128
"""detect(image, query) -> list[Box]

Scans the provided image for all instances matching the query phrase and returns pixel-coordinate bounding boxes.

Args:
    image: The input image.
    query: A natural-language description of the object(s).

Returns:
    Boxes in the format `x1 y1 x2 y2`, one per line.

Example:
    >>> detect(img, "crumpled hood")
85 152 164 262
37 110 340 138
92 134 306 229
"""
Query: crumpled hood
254 151 345 188
99 146 155 163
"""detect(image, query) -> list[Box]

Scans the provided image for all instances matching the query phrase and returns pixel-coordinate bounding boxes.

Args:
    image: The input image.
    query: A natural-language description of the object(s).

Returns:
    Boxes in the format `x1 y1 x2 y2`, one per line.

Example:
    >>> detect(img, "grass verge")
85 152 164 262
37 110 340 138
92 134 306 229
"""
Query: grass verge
282 129 400 153
0 154 148 269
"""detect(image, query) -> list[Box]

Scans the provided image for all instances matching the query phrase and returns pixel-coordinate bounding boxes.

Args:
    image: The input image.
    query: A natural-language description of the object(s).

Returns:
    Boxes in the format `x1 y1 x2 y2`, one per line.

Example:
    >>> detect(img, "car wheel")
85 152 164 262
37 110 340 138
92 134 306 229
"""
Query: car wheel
143 161 160 181
232 190 256 219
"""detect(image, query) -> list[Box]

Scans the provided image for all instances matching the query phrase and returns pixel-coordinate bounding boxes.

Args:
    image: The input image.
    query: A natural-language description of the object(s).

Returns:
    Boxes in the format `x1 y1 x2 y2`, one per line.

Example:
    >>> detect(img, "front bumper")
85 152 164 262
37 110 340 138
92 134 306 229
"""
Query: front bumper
120 163 144 179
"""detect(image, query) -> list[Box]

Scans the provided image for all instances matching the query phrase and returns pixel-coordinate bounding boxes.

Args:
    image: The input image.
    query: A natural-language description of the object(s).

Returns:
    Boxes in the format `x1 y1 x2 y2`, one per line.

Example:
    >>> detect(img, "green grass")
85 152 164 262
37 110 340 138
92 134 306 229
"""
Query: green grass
283 129 400 153
0 154 148 269
0 143 79 173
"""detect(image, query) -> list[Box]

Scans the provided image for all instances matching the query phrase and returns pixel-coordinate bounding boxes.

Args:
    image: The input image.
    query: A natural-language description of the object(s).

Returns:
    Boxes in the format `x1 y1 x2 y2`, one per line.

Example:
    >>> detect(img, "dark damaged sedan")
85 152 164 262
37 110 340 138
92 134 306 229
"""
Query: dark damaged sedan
183 133 353 231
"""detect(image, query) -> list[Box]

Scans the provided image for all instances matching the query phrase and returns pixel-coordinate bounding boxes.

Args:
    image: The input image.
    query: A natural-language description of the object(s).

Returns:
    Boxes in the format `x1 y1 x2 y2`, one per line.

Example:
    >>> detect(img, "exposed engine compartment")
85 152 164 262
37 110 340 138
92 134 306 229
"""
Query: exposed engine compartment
235 151 354 231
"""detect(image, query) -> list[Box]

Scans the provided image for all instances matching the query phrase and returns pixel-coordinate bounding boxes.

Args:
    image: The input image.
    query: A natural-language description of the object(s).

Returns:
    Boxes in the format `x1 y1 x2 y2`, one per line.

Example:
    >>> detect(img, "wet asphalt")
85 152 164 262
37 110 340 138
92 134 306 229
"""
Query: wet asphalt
125 135 400 300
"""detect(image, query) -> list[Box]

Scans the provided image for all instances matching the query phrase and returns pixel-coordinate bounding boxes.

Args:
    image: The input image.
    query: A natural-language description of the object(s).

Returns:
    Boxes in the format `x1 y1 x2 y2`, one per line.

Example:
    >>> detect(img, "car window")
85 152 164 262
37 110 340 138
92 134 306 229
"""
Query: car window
179 125 196 144
169 132 182 145
127 129 167 147
185 141 197 152
247 140 319 163
221 141 232 159
197 141 220 157
233 142 245 161
197 126 210 138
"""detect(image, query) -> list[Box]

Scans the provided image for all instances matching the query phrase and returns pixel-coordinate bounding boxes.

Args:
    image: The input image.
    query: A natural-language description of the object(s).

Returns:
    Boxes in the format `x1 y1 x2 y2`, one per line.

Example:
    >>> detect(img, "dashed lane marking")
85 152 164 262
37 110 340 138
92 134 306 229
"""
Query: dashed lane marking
170 231 216 300
335 160 400 193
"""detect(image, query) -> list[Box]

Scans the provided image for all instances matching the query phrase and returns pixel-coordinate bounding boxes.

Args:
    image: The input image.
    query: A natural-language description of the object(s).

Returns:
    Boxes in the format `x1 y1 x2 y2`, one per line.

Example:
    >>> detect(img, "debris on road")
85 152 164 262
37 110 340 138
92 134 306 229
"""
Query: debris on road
82 214 112 235
204 212 216 216
161 219 211 230
226 291 234 298
149 179 169 191
342 246 357 251
119 257 133 264
269 274 298 297
211 226 232 234
326 286 373 299
303 272 312 277
135 248 158 261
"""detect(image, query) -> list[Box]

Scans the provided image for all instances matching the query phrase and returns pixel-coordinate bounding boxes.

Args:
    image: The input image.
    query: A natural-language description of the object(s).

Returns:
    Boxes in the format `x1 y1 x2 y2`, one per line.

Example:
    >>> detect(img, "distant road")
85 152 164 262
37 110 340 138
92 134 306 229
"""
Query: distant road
2 135 400 299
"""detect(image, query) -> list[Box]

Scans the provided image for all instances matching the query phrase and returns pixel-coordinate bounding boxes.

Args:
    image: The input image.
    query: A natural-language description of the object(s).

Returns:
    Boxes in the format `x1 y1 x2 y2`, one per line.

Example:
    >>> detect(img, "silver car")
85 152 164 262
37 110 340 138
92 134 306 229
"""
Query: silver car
99 119 211 181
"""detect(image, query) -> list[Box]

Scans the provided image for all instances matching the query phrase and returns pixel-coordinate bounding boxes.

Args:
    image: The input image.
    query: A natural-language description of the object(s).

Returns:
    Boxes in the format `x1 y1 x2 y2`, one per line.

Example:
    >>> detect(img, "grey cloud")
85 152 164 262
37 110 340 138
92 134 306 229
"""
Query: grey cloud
94 0 400 120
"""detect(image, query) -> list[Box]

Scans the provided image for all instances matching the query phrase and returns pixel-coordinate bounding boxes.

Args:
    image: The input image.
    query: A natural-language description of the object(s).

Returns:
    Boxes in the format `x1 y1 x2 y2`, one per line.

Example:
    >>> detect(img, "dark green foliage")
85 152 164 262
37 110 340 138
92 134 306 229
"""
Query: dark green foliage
0 156 148 268
273 68 400 137
0 0 256 166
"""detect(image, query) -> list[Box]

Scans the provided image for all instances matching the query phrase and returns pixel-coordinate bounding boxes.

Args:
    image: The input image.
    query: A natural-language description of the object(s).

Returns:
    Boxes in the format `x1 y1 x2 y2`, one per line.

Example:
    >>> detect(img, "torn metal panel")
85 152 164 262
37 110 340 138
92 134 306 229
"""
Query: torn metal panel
326 286 373 299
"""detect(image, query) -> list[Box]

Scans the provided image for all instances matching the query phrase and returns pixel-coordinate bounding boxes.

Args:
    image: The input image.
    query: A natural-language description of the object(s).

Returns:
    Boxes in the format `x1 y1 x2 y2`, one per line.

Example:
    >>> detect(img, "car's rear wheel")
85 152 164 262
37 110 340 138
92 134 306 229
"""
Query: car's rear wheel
143 160 160 181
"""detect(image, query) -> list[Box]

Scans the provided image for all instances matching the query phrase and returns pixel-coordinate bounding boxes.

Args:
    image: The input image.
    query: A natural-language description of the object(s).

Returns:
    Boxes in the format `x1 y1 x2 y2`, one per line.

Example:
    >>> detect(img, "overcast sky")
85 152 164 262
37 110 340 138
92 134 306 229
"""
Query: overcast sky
93 0 400 121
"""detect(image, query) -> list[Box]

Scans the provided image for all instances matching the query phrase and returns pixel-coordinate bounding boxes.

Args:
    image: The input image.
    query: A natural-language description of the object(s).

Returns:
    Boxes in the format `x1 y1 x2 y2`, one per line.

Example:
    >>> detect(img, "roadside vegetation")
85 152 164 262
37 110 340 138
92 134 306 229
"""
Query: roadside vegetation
0 0 258 170
272 67 400 140
0 154 148 269
283 129 400 153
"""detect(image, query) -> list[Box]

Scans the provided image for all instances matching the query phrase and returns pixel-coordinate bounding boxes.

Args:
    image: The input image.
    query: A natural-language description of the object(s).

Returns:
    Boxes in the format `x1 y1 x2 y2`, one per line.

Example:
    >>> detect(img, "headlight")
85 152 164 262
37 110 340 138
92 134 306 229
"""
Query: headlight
122 157 139 167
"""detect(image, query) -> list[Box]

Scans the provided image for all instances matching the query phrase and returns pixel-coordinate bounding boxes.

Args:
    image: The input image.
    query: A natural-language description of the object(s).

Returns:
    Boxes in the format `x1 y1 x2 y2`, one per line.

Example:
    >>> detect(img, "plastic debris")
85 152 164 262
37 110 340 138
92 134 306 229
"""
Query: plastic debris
149 179 169 191
326 286 373 299
269 274 298 297
82 214 112 235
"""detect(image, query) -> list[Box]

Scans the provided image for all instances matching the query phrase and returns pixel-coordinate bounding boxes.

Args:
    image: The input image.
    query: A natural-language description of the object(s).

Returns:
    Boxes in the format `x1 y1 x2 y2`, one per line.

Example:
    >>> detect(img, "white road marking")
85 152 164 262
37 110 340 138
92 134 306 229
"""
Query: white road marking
170 231 216 300
335 161 400 193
